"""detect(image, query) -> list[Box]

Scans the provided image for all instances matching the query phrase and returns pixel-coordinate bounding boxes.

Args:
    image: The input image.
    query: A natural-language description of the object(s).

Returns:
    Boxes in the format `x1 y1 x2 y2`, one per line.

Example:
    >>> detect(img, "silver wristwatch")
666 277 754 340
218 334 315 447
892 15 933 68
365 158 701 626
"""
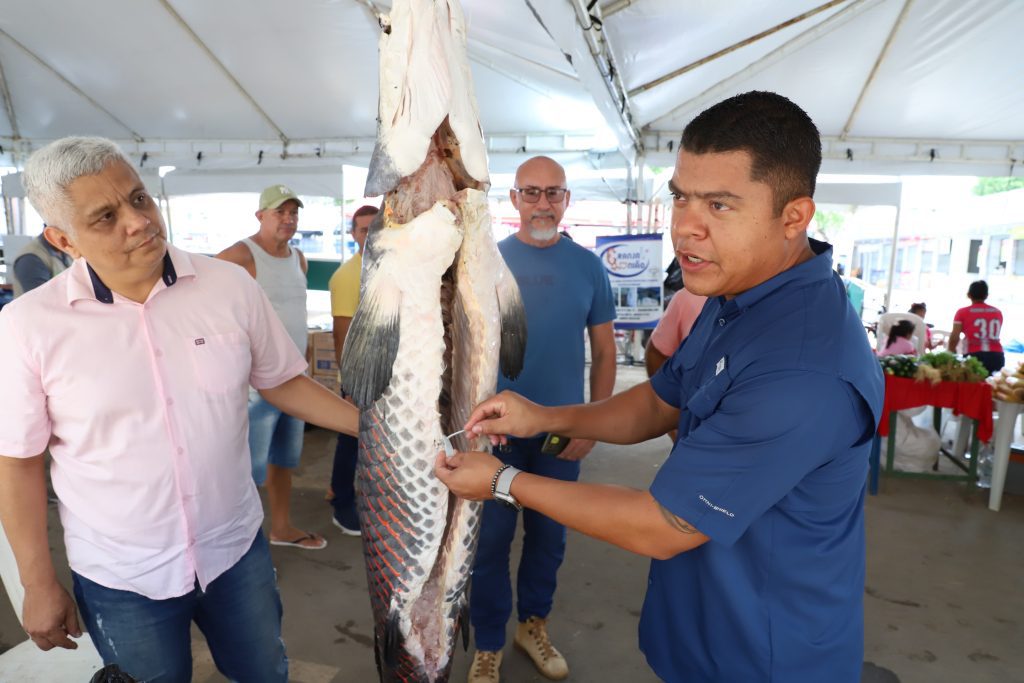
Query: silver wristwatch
491 464 523 511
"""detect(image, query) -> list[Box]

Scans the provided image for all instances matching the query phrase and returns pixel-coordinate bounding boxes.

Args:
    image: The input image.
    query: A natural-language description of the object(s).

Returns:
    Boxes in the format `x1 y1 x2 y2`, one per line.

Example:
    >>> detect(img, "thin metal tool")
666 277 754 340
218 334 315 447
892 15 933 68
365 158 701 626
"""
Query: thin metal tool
441 429 467 458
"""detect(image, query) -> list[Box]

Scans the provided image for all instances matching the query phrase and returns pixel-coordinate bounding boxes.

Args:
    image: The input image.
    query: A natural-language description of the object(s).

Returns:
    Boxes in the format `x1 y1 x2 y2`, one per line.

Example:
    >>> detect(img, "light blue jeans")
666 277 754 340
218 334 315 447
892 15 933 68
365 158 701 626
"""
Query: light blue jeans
73 530 287 683
248 391 305 485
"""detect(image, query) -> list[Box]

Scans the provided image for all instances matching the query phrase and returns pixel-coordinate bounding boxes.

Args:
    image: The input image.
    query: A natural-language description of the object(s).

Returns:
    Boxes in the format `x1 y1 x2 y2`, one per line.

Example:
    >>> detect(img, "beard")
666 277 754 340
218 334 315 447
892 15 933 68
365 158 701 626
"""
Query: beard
529 227 558 241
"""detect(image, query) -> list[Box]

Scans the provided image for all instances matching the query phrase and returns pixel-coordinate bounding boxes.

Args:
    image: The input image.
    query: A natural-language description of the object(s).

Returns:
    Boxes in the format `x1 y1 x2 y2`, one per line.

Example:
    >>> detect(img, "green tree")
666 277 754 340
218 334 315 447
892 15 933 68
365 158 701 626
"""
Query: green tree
812 210 846 242
973 177 1024 196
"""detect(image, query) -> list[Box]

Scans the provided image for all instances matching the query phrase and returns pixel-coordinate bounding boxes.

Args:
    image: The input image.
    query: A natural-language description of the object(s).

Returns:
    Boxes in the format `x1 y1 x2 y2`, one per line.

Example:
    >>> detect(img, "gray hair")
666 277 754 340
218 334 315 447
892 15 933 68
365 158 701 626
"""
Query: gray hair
23 137 133 228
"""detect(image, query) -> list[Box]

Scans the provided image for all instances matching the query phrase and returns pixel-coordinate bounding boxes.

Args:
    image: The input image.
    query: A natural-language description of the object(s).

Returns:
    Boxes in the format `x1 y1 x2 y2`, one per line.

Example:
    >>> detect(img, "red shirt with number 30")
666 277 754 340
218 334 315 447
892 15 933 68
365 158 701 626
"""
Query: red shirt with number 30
953 303 1003 353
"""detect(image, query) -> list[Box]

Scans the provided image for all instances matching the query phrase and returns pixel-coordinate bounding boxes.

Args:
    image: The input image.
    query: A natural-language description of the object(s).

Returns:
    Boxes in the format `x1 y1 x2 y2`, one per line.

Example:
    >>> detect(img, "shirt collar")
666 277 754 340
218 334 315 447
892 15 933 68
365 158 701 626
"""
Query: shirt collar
722 238 834 314
68 243 193 305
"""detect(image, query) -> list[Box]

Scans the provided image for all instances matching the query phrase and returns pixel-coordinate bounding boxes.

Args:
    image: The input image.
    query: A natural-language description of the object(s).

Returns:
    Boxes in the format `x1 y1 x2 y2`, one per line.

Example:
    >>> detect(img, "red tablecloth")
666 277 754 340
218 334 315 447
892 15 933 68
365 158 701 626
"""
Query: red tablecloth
878 375 993 442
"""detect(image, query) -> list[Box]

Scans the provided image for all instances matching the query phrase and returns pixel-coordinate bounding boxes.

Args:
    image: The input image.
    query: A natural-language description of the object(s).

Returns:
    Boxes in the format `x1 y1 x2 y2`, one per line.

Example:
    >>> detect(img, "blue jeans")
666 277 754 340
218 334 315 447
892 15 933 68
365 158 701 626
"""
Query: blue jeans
73 530 287 683
248 391 305 486
331 431 360 529
470 437 581 651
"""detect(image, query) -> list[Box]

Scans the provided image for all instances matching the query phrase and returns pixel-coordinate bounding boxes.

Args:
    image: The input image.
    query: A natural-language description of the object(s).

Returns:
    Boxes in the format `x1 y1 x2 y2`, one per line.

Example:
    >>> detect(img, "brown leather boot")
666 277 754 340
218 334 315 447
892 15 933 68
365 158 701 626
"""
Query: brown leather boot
467 649 502 683
514 616 569 680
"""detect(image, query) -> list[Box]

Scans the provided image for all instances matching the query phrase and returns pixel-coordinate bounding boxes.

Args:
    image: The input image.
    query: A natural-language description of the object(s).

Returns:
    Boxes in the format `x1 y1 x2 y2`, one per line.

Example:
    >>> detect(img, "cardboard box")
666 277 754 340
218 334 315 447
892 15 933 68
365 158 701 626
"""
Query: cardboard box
306 330 336 376
312 345 338 375
311 331 335 351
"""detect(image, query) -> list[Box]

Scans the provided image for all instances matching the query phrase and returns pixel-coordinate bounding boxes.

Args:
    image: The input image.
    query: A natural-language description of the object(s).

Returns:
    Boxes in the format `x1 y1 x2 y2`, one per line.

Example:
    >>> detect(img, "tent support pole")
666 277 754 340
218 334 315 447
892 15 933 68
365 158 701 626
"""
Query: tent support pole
625 162 634 233
155 0 289 145
883 203 902 313
0 28 143 142
657 0 881 125
841 0 915 140
0 51 19 140
629 0 848 98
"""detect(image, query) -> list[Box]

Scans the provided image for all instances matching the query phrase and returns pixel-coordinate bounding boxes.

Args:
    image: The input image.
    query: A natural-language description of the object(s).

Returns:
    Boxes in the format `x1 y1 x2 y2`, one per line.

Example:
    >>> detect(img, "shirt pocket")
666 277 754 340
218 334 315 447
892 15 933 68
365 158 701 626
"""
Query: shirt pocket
685 363 733 422
186 332 251 395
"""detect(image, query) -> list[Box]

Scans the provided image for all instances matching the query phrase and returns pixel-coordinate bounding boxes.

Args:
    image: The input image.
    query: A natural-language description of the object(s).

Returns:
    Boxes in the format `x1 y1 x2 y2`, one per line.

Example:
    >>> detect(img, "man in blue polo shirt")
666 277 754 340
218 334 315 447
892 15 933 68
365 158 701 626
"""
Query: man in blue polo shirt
437 91 884 683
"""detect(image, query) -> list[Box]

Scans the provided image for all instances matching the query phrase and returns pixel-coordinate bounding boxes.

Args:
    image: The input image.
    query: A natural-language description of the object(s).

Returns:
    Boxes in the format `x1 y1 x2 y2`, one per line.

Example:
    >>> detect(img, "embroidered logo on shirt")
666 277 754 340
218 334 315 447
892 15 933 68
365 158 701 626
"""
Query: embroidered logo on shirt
195 338 206 346
699 494 735 518
715 357 726 376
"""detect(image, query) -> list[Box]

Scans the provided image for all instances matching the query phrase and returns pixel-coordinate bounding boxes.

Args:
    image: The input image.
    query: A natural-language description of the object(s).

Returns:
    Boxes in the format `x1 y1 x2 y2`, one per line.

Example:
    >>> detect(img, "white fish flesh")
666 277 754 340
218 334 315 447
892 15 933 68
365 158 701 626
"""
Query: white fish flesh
340 1 526 681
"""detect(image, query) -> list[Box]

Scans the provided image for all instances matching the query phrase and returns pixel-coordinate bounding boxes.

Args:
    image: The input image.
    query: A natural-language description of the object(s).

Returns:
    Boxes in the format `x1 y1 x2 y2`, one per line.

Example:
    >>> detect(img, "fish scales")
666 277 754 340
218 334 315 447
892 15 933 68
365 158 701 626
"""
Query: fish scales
341 1 526 680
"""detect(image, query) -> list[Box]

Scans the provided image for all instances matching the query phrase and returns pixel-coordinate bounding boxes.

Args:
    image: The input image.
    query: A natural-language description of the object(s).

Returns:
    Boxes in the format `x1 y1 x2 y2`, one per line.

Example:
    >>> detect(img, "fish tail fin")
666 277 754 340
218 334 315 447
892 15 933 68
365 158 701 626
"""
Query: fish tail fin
383 606 402 670
496 268 527 380
340 267 401 409
459 597 471 652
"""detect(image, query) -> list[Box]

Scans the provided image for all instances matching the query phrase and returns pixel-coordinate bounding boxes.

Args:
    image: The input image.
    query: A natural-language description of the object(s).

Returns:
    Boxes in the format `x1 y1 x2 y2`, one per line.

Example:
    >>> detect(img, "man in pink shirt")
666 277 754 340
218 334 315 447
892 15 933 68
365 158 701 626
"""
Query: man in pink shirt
0 137 358 682
645 287 708 376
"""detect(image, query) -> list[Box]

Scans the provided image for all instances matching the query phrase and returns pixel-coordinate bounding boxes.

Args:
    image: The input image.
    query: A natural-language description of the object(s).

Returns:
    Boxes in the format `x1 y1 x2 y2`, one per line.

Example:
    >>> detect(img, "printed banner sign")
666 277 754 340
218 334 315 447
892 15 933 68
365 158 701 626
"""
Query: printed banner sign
595 234 663 330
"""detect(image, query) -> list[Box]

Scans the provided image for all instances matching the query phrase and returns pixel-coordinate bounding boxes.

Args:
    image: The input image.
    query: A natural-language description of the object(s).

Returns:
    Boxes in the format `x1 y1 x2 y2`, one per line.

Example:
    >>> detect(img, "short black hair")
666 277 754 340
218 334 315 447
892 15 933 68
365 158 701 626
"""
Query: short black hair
909 302 926 315
681 91 821 215
967 280 988 301
351 204 380 231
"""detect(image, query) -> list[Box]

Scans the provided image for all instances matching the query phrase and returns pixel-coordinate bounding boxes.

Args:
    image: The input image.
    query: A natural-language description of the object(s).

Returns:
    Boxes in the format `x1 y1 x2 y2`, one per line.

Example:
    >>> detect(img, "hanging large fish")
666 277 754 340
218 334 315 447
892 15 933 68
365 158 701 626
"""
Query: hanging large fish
340 1 526 681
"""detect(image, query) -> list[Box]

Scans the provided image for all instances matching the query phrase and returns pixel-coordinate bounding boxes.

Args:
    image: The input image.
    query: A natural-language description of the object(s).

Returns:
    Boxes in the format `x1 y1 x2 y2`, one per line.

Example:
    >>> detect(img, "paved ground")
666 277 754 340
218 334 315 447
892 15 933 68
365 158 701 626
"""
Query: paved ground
1 365 1022 682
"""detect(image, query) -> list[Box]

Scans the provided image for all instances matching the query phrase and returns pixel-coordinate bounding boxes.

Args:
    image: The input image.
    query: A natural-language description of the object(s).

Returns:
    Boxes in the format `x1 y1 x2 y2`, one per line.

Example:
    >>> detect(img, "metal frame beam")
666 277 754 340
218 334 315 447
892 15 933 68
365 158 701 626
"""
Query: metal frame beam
650 0 882 128
629 0 849 98
523 0 642 161
0 50 19 141
0 28 143 142
643 130 1024 174
840 0 914 139
601 0 636 18
156 0 289 145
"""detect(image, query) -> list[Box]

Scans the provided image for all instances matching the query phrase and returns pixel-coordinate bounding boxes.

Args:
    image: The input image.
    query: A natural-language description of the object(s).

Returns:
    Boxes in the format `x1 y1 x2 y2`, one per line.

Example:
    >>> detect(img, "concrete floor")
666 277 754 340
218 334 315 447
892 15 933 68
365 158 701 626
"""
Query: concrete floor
1 365 1022 682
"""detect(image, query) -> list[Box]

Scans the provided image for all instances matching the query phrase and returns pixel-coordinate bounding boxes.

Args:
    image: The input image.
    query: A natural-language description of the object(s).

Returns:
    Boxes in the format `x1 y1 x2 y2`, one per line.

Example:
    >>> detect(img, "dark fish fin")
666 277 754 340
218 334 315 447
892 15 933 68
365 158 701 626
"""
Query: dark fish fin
340 270 401 409
383 607 402 670
496 274 527 380
365 137 402 198
459 598 471 652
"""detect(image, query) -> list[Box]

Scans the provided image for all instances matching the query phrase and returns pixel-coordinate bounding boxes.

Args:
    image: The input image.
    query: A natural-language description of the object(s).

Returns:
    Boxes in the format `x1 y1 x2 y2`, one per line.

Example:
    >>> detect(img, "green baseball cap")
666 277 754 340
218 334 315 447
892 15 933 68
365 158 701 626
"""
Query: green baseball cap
258 184 305 211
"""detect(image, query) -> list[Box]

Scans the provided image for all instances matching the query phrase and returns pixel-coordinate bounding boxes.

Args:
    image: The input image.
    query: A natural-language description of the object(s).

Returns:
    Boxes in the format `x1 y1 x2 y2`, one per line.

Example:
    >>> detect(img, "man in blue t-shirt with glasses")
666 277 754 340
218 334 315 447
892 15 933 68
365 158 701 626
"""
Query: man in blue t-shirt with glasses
463 155 617 683
439 94 884 683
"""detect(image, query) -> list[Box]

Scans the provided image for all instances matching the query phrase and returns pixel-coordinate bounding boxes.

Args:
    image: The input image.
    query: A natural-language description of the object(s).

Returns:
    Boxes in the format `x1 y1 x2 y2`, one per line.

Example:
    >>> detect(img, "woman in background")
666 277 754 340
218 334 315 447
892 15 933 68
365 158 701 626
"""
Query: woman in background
880 319 917 357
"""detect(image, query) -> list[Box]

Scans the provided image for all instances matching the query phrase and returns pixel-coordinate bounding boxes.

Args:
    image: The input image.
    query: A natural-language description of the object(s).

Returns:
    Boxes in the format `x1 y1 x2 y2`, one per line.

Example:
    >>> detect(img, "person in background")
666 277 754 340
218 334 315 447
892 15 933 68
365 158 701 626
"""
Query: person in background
0 137 358 681
879 319 917 357
843 266 865 319
326 204 379 535
11 232 72 297
438 91 883 683
465 155 617 683
216 185 326 551
948 280 1004 376
644 287 707 377
644 287 708 444
908 302 934 349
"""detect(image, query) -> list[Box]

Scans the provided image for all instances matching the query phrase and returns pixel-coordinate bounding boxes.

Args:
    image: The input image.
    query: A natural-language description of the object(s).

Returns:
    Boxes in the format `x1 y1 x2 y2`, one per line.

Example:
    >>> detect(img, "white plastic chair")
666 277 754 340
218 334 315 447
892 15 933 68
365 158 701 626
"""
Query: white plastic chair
877 312 928 355
0 523 103 680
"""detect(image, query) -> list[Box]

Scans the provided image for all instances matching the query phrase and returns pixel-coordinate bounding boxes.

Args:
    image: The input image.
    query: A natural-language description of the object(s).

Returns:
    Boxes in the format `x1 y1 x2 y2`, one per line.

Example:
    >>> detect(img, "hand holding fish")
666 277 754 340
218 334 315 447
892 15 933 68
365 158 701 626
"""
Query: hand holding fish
464 391 548 445
433 450 503 501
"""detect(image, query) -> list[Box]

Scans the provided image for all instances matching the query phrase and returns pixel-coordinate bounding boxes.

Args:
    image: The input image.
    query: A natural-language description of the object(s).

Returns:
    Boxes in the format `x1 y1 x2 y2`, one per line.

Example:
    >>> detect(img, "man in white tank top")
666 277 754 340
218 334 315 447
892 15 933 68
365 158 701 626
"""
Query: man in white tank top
216 185 326 550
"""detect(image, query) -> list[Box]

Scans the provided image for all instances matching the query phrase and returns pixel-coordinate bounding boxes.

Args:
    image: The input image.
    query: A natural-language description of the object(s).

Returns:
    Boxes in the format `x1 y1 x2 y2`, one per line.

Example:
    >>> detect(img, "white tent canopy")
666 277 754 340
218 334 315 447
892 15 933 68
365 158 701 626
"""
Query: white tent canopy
1 0 1021 199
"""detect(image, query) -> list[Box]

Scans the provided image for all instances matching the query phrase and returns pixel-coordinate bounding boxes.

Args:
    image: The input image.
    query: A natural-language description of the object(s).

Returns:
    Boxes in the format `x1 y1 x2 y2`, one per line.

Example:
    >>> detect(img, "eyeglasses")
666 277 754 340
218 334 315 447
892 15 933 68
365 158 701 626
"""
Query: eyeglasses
515 186 568 203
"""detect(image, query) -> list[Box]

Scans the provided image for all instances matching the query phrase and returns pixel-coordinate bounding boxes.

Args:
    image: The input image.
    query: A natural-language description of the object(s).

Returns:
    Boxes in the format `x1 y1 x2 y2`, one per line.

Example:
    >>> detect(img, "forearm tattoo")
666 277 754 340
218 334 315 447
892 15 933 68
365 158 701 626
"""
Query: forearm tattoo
658 504 697 534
